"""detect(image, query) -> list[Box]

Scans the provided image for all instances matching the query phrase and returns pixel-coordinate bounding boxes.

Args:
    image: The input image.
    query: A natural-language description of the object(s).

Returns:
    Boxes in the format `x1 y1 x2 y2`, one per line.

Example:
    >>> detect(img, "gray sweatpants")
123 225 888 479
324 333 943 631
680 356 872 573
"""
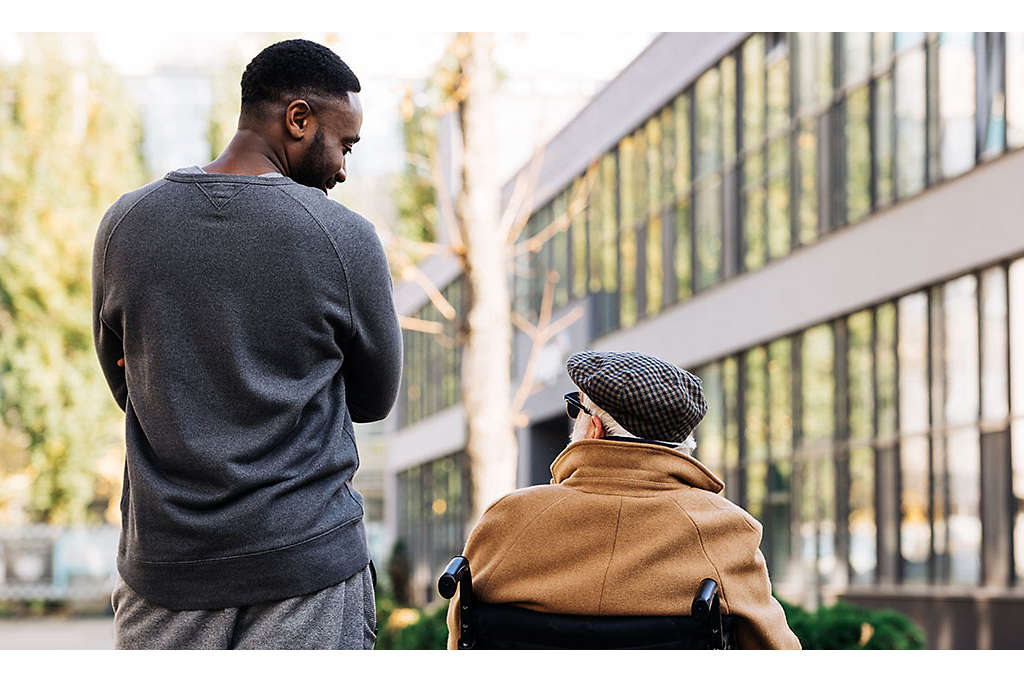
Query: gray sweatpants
111 564 376 650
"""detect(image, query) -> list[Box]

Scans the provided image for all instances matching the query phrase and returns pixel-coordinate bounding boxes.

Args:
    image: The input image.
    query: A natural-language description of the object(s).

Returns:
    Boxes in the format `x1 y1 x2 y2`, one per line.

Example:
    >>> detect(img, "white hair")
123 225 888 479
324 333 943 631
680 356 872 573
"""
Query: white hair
577 392 697 457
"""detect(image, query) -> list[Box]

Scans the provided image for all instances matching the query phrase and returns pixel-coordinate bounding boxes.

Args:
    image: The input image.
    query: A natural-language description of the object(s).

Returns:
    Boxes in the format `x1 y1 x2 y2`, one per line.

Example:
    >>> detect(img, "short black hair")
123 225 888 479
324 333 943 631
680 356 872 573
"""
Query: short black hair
240 39 361 114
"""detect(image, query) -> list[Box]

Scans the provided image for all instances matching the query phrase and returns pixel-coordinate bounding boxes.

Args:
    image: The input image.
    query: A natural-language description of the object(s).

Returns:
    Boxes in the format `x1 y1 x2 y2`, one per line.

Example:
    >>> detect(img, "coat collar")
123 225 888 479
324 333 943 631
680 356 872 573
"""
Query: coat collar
549 438 725 495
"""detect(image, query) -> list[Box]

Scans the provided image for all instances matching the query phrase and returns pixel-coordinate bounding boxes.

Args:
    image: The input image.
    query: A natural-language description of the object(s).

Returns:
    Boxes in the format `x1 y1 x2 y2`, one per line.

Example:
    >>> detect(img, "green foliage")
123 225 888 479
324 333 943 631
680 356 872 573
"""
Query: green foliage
386 537 412 604
0 35 145 523
393 88 439 248
779 598 926 649
373 589 448 650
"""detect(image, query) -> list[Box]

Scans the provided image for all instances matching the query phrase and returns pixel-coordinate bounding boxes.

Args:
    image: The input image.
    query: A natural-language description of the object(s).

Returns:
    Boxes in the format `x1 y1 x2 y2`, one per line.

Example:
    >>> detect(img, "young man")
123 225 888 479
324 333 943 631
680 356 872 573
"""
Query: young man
446 351 800 649
92 39 402 649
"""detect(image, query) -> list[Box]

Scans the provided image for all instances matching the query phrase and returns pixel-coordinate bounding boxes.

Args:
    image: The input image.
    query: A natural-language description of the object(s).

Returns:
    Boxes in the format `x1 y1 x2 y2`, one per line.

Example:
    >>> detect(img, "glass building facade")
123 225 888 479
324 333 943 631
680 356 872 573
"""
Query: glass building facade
693 258 1024 604
391 34 1024 624
511 32 1023 335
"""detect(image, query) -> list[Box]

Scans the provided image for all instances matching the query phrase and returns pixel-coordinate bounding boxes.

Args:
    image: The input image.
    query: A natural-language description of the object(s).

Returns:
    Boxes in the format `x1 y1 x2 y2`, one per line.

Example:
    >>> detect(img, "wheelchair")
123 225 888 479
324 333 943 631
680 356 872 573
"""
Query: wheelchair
438 555 737 649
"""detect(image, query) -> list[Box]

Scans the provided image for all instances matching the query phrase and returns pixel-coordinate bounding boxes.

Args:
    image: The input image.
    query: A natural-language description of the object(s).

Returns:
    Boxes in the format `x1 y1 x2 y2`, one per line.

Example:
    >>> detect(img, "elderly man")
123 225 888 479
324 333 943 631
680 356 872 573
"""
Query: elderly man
445 351 800 649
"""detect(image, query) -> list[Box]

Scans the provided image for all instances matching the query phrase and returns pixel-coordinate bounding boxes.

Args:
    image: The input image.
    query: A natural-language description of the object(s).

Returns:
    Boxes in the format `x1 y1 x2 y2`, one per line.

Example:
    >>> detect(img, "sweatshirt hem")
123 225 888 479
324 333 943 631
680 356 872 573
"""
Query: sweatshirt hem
117 517 369 611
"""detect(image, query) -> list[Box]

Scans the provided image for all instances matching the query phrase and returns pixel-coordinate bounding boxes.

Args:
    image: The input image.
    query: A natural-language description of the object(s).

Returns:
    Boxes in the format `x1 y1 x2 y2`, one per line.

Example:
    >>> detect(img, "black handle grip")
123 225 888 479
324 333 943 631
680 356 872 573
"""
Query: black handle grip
692 577 718 618
438 555 470 599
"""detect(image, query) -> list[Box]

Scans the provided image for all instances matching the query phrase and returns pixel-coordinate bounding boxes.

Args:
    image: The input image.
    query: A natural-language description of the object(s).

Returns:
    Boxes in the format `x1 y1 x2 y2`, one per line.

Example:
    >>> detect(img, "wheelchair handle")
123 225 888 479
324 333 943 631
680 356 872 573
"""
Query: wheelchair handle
691 577 719 618
438 555 472 599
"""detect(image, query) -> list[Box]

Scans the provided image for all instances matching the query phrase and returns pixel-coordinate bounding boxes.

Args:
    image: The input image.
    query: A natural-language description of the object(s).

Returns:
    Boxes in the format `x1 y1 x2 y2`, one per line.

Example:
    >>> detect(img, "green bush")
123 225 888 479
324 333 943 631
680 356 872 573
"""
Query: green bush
373 590 448 650
779 598 926 649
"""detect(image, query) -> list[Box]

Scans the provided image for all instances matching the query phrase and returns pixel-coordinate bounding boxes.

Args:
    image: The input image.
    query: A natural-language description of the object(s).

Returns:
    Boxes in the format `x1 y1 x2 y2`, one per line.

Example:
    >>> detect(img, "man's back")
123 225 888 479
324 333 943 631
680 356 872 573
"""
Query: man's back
445 438 801 649
92 169 402 610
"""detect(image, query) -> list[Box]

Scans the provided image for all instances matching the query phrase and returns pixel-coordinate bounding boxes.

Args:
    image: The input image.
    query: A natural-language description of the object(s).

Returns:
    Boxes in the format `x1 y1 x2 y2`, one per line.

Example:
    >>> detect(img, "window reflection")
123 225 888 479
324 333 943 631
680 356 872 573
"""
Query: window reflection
1008 33 1024 148
874 74 895 209
767 338 793 584
898 293 930 582
745 347 768 520
695 177 722 290
697 362 725 476
895 47 927 198
845 87 871 225
939 276 981 584
1010 259 1024 584
938 33 976 179
842 33 871 88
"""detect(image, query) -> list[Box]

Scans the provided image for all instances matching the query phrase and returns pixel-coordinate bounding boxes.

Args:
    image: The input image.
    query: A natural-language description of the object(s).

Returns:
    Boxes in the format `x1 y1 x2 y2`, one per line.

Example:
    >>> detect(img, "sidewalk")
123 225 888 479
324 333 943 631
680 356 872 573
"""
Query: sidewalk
0 617 113 649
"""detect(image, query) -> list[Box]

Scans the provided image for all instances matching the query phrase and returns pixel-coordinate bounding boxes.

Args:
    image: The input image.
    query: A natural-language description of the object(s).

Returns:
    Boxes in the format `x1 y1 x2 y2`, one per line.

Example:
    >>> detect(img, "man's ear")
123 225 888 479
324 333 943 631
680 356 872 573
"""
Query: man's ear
284 99 313 140
588 415 605 439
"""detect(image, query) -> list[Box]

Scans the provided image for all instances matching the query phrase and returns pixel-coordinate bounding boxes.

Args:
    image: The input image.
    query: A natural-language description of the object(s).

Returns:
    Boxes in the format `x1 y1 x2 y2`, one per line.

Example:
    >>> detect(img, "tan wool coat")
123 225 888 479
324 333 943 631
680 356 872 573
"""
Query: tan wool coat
445 438 801 650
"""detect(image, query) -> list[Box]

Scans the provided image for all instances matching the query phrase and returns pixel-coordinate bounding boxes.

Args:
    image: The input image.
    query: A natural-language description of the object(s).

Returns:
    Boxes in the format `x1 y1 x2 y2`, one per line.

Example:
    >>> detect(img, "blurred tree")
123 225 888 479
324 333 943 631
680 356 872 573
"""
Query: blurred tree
0 34 145 524
389 34 590 524
394 88 438 246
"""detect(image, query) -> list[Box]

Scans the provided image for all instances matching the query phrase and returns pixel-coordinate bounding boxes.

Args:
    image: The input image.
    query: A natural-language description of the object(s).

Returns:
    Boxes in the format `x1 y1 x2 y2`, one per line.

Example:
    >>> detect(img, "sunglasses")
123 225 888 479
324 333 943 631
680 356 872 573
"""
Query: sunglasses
564 392 593 420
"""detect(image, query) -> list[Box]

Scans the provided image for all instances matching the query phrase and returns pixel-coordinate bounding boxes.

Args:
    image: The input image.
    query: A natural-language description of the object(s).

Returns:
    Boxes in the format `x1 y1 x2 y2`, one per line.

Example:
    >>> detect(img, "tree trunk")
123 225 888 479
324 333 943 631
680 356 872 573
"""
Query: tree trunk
455 32 519 524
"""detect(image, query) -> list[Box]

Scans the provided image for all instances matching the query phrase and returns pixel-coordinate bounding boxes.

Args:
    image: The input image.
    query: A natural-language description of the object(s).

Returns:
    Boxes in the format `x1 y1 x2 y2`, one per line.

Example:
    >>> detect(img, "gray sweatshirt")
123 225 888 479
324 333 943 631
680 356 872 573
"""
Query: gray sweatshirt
91 168 402 610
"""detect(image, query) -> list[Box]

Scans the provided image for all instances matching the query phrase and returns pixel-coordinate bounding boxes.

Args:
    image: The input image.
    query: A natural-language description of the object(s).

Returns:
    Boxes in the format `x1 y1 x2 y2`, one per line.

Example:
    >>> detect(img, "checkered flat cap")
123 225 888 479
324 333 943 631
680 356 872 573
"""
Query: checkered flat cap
566 351 708 443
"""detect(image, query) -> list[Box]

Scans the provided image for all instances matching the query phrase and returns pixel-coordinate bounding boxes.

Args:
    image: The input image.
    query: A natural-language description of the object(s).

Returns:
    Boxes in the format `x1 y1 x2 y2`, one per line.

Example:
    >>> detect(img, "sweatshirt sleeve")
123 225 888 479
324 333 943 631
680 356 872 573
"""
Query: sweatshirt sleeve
339 217 403 423
92 197 129 412
698 502 802 650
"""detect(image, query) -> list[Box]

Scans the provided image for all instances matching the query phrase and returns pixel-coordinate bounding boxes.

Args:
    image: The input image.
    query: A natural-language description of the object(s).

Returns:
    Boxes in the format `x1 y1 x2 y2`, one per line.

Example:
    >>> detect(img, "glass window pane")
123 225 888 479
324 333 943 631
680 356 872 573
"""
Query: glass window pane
1009 33 1024 149
874 32 894 67
797 32 832 114
745 348 768 519
646 214 662 316
743 34 766 150
803 325 835 445
845 87 872 224
766 338 793 584
675 194 691 300
768 135 791 258
981 267 1009 422
944 276 980 428
895 47 927 198
646 117 662 214
746 348 769 462
696 66 722 178
742 150 766 271
876 302 898 438
697 362 725 476
843 32 872 88
695 176 722 289
766 35 790 134
1009 259 1024 583
724 356 741 499
848 311 874 442
674 92 692 194
898 292 930 582
895 32 926 50
796 121 817 245
598 154 618 294
723 55 737 167
619 221 637 329
940 275 981 585
571 177 587 300
938 33 977 179
874 74 895 208
849 444 877 584
553 192 569 308
619 136 637 230
978 33 1006 160
660 106 676 203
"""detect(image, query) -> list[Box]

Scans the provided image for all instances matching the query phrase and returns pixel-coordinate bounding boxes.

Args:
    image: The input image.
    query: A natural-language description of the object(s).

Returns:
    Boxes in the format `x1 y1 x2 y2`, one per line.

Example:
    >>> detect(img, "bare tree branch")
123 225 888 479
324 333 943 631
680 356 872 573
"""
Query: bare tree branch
502 144 545 244
398 315 444 334
400 263 457 320
509 160 598 259
509 271 583 415
430 136 466 257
